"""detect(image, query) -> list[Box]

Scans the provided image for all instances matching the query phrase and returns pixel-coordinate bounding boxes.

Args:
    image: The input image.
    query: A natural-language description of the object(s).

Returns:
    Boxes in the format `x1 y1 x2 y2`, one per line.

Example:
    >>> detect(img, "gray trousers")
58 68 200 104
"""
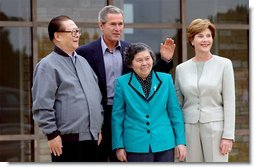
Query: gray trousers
185 121 229 162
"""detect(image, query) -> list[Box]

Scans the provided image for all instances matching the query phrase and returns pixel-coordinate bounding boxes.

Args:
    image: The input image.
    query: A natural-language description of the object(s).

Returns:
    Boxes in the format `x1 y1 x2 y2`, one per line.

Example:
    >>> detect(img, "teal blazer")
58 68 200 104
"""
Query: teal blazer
112 71 186 153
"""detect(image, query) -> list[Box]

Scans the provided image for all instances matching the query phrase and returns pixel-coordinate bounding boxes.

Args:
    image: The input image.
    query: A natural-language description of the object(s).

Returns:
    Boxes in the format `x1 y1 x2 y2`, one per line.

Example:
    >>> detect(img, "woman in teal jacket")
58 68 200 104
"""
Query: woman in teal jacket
112 42 186 162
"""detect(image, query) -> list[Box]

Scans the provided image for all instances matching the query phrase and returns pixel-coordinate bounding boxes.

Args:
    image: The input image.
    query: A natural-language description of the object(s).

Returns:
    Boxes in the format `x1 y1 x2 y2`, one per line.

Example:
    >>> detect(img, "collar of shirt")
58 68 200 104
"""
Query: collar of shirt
100 37 121 55
135 72 152 84
71 52 77 64
135 72 152 98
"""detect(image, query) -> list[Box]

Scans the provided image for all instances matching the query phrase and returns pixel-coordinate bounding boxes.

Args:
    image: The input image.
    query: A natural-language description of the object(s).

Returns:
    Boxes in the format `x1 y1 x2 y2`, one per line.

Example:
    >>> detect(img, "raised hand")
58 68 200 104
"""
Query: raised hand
160 38 176 61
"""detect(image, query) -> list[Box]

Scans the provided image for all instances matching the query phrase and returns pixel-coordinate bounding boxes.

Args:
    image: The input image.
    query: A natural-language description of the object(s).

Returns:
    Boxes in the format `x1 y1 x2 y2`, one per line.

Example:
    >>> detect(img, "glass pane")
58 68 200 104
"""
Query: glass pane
37 0 106 22
186 0 249 24
114 0 180 23
124 28 179 56
37 27 100 60
0 27 32 135
0 140 33 162
0 0 31 21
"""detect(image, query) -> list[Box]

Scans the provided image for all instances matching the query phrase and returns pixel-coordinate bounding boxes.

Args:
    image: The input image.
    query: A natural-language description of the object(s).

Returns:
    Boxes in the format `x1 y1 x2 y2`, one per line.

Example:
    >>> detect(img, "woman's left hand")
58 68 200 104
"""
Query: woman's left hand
220 138 233 155
175 144 186 161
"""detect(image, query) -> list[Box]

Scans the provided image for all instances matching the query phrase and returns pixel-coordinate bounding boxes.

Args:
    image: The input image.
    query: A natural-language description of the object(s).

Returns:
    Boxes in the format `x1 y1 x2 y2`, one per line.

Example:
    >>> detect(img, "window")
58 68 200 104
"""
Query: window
0 0 31 21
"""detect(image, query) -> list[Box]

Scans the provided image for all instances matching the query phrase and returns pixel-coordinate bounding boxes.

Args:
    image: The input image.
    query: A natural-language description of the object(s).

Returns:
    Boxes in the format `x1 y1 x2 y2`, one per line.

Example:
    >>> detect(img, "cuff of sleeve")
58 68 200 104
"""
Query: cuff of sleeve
161 57 173 63
47 130 60 140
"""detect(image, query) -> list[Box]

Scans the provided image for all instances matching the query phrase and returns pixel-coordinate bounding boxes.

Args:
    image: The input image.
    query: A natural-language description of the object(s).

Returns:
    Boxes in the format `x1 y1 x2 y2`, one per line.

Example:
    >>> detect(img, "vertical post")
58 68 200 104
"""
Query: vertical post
181 0 188 62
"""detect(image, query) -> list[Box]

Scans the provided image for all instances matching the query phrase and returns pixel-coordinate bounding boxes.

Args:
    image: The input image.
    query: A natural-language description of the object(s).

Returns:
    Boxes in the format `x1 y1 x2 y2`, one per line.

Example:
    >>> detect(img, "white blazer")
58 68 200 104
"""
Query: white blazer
175 55 235 140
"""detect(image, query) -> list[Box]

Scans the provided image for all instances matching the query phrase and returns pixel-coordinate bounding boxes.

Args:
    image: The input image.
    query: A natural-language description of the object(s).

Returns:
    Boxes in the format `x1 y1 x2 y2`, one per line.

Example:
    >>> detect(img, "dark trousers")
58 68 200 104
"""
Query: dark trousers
127 148 175 162
51 140 97 162
96 105 119 162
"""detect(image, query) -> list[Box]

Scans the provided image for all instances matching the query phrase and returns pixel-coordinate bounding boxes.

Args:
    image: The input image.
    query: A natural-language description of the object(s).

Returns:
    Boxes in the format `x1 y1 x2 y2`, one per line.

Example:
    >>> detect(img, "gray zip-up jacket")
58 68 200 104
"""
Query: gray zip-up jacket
32 46 103 141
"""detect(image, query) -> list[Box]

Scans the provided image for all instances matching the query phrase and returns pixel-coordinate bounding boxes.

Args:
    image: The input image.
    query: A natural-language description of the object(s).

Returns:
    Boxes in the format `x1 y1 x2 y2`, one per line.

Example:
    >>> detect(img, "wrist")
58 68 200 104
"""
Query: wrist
162 57 172 63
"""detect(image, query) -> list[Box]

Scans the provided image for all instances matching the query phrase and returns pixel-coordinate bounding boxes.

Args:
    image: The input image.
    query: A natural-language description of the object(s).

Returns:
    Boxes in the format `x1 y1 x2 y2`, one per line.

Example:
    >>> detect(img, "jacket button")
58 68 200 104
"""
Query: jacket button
147 130 150 133
146 122 150 126
146 115 149 118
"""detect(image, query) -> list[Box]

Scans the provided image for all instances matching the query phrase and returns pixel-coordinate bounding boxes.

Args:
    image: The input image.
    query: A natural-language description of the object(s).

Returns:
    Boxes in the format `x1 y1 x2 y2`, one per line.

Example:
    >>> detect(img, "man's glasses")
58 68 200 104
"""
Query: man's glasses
58 28 81 37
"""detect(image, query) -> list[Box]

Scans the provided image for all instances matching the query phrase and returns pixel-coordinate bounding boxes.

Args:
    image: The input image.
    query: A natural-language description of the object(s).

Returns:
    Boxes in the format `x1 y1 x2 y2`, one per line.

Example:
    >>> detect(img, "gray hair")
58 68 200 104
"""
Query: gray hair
98 5 124 23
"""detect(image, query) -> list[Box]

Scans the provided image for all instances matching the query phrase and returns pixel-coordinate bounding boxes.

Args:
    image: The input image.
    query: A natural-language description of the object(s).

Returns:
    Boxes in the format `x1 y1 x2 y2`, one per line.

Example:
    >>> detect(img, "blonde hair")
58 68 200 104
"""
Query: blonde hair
187 19 216 48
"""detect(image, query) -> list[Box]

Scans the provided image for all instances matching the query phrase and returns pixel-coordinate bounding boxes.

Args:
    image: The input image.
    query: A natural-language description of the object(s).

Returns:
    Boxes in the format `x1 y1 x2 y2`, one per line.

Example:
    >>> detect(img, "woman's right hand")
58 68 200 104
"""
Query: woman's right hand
116 148 127 162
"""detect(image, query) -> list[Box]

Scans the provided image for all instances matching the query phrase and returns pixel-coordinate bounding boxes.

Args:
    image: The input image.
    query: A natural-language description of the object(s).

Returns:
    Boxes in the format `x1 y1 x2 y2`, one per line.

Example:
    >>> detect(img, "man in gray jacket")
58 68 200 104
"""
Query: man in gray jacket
32 15 103 162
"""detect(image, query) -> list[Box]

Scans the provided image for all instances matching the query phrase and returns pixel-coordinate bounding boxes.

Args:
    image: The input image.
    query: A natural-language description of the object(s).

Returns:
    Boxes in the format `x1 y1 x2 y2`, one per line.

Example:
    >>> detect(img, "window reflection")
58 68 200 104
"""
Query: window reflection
186 0 249 24
37 0 106 22
115 0 180 23
0 27 32 135
124 29 178 53
0 0 30 21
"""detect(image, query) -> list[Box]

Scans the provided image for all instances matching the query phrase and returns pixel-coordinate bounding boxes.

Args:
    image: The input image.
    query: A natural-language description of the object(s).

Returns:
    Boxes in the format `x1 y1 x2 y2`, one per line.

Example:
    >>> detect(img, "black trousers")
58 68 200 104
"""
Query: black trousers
96 105 119 162
127 148 175 162
51 140 97 162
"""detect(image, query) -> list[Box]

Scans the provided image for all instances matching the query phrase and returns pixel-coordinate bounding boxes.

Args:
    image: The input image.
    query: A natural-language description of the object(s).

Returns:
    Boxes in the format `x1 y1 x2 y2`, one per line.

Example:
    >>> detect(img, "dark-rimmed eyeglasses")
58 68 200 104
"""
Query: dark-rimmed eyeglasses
58 28 81 37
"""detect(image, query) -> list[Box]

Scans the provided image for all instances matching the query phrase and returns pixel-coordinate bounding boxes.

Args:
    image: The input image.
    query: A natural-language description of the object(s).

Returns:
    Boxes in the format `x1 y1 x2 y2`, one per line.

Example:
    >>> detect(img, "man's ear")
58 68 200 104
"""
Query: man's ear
54 32 61 41
98 22 103 30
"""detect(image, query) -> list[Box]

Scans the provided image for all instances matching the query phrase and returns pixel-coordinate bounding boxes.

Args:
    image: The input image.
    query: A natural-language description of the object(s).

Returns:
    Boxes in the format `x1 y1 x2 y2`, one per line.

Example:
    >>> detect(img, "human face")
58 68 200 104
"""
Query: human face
191 28 213 54
131 50 153 80
99 13 124 47
56 20 80 55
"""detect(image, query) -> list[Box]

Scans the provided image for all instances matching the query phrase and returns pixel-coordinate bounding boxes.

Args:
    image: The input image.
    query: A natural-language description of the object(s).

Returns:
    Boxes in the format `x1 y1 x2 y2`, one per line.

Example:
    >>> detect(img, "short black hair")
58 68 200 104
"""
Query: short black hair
48 15 71 41
124 42 156 67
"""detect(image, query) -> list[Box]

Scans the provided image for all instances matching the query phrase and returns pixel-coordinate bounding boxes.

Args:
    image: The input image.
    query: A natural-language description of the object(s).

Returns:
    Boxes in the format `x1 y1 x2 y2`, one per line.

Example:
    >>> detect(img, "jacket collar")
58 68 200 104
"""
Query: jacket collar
128 71 162 101
54 45 76 57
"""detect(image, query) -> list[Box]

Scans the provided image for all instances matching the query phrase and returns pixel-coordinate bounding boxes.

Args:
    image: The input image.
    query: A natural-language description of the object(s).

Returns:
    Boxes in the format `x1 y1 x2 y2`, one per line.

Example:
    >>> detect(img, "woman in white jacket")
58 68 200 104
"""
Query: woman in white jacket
175 18 235 162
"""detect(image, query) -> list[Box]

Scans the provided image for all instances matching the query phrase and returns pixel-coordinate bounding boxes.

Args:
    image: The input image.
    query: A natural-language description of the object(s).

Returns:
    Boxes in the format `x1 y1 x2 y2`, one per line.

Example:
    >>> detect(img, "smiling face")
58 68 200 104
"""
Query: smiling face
191 28 213 54
99 13 124 48
131 50 153 80
55 19 80 55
